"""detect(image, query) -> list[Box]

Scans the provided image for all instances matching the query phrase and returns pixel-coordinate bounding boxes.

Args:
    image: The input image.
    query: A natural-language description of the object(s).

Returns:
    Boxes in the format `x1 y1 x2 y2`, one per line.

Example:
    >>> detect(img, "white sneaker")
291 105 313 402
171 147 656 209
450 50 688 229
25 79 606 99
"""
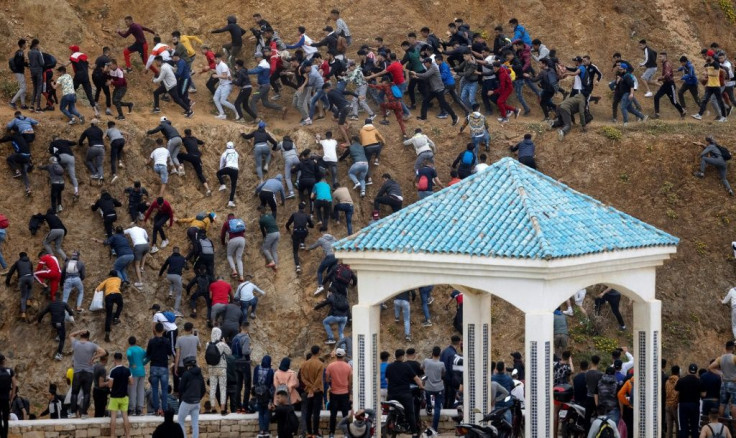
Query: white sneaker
353 183 361 190
300 118 312 126
227 201 236 207
219 184 227 191
215 114 227 120
111 175 118 183
54 353 63 361
718 117 728 122
644 91 653 97
692 114 702 120
563 308 574 316
178 166 185 176
150 246 160 254
57 204 63 212
161 239 169 248
314 286 325 295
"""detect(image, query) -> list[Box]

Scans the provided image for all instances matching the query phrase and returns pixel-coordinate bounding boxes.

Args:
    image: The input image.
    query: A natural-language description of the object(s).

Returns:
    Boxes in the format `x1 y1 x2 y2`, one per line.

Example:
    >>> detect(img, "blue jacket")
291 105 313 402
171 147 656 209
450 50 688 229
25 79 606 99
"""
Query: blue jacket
247 62 271 85
678 62 698 85
7 116 38 133
105 233 134 256
513 25 532 46
175 58 191 82
439 62 455 86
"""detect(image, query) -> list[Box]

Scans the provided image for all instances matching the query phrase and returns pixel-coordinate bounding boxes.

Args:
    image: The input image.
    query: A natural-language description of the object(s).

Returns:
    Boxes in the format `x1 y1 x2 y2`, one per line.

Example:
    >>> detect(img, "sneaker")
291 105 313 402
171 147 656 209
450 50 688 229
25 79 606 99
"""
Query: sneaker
644 91 653 97
286 192 295 199
557 130 564 141
219 184 227 191
563 308 574 316
185 110 194 118
451 116 459 126
353 182 361 190
506 110 514 118
116 115 126 120
296 265 302 274
57 204 63 212
729 106 734 117
111 175 118 183
360 191 365 198
436 113 448 119
693 171 705 178
300 242 306 250
228 201 236 207
374 159 379 166
640 115 649 122
325 339 337 345
150 245 160 254
718 117 728 122
215 114 227 120
314 286 325 295
206 189 212 197
68 118 77 125
300 117 313 126
128 103 134 113
8 102 17 110
55 353 63 361
250 312 256 319
423 320 433 327
271 94 281 101
405 336 412 342
161 239 169 248
152 107 161 113
395 318 400 323
365 178 373 186
349 115 359 121
178 166 185 176
692 114 702 120
368 114 376 121
427 297 434 305
514 108 521 119
498 117 509 123
105 108 113 116
379 119 390 125
619 325 627 330
652 113 660 119
134 282 143 288
263 162 269 172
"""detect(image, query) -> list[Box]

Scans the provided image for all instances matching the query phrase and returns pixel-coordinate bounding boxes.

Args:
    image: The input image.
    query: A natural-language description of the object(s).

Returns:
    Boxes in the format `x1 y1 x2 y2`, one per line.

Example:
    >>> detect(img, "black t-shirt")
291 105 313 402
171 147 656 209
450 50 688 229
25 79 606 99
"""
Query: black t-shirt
416 166 437 191
385 361 417 394
700 371 722 399
406 360 423 378
93 363 107 389
109 365 131 398
0 367 14 400
675 374 701 403
573 372 587 402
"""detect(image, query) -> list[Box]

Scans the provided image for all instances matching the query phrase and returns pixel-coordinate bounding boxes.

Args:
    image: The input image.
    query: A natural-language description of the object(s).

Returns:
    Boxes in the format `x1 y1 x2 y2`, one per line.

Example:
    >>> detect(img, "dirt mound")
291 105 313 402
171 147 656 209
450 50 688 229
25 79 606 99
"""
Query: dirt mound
1 0 736 410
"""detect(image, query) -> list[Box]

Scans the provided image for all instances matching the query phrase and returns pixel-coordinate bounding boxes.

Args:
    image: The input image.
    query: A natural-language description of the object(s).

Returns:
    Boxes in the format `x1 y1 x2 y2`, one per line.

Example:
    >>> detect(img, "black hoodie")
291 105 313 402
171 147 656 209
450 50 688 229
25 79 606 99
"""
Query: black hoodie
91 192 122 217
179 365 206 404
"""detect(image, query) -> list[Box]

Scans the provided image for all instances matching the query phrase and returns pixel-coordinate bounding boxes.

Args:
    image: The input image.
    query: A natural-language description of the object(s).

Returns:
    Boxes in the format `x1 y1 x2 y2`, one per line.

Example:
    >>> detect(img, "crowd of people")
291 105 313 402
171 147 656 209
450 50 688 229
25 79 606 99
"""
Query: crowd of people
0 5 734 438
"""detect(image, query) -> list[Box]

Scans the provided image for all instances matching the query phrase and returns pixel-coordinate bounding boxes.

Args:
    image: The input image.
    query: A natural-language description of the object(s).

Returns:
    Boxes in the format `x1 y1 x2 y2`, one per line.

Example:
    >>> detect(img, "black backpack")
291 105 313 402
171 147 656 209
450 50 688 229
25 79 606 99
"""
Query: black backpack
332 292 349 312
254 367 273 401
204 341 222 366
42 52 57 70
8 57 17 73
594 418 616 438
717 144 732 161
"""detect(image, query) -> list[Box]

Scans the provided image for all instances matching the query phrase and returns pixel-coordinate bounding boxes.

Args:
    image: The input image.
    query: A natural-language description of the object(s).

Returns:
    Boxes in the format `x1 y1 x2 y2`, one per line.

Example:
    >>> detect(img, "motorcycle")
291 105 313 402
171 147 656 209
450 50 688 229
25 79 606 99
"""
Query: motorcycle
381 400 413 438
558 400 587 438
455 396 522 438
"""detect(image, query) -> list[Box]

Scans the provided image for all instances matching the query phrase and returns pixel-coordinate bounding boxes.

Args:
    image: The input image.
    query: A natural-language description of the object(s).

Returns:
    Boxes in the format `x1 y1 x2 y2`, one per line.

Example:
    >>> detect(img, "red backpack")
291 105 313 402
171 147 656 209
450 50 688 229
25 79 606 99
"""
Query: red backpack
416 175 429 191
0 214 9 229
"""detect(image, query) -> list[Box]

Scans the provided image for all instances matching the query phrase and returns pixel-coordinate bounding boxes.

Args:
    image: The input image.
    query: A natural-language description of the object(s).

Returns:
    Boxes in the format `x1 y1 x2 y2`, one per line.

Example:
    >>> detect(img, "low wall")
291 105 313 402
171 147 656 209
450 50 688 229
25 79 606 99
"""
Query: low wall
9 409 460 437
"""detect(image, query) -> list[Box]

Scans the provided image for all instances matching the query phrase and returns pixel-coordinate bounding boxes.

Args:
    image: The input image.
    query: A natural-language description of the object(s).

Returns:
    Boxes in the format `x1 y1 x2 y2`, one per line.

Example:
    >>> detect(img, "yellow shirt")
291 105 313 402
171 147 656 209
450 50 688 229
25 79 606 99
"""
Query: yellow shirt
180 35 203 58
96 277 122 296
176 216 214 231
706 65 721 88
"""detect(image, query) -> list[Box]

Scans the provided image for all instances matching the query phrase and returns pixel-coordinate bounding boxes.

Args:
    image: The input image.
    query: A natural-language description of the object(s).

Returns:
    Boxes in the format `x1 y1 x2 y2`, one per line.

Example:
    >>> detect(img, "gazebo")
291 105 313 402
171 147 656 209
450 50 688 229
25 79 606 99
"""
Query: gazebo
334 157 678 438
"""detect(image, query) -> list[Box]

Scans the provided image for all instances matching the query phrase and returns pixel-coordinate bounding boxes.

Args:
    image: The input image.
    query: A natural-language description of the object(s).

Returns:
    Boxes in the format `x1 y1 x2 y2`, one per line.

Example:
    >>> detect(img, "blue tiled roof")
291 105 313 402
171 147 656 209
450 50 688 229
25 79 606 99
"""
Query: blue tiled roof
334 157 678 259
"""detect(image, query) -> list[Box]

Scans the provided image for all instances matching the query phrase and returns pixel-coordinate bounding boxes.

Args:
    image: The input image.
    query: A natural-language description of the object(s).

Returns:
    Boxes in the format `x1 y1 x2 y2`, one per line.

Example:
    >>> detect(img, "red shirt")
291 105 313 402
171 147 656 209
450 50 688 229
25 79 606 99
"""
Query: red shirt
386 61 405 85
37 254 61 275
144 201 174 225
209 280 232 305
447 177 462 186
205 51 216 70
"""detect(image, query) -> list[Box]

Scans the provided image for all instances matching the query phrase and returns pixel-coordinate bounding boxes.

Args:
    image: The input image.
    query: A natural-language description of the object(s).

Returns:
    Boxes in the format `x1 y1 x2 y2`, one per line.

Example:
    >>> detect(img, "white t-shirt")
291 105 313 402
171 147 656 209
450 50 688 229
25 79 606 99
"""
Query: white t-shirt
475 163 489 173
320 139 338 163
220 149 239 169
150 147 170 166
216 61 232 86
124 226 149 246
723 288 736 308
573 289 587 306
152 312 177 332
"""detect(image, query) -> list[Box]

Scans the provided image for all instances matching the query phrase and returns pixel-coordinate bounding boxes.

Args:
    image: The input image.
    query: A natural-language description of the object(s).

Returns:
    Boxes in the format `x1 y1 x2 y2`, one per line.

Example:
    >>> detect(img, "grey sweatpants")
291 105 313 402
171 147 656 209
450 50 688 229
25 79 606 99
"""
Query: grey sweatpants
168 137 183 167
250 84 282 114
700 156 732 192
284 155 300 194
85 145 105 179
227 236 245 278
167 273 183 311
350 84 375 116
294 86 312 120
262 231 280 264
11 73 27 106
43 228 67 260
58 153 78 191
128 376 145 411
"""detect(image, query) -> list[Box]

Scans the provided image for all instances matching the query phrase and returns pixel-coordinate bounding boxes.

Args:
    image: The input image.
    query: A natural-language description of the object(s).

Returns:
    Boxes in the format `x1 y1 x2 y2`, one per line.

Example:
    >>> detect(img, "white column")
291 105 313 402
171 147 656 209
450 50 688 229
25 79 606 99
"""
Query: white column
633 300 662 438
461 292 492 424
351 303 382 436
524 312 554 438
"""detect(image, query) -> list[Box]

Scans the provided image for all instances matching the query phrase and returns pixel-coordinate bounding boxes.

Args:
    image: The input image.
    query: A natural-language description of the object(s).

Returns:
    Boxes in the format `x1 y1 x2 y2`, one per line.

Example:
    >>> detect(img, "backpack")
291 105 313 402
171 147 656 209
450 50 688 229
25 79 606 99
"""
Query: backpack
229 218 246 233
717 144 732 161
553 362 571 385
468 114 486 137
42 52 57 70
161 311 177 324
66 259 79 275
231 333 251 358
0 214 9 229
8 57 17 74
335 264 353 284
594 418 616 438
461 150 474 166
332 292 350 312
337 35 348 54
254 367 273 400
416 174 429 191
205 341 223 366
390 84 403 99
195 212 207 221
198 238 214 256
708 424 726 438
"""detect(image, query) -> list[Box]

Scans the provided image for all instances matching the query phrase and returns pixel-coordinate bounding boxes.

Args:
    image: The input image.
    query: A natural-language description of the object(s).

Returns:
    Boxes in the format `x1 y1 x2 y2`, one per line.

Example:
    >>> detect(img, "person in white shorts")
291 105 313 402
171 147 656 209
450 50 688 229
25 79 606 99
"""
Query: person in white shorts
564 288 587 316
147 138 171 197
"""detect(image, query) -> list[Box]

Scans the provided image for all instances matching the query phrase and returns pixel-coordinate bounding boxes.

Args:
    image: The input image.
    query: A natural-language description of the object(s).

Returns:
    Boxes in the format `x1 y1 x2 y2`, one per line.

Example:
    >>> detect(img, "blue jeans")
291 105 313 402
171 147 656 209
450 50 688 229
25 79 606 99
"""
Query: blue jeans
419 286 433 322
258 401 271 432
323 315 348 341
178 400 200 438
461 81 478 110
472 131 490 154
317 254 337 285
149 366 169 411
63 276 84 308
398 82 410 116
309 89 330 119
605 408 620 425
333 203 354 235
113 254 134 283
513 80 531 112
394 299 411 336
0 228 6 269
60 94 81 120
240 297 258 319
622 94 645 123
426 389 444 431
348 162 368 192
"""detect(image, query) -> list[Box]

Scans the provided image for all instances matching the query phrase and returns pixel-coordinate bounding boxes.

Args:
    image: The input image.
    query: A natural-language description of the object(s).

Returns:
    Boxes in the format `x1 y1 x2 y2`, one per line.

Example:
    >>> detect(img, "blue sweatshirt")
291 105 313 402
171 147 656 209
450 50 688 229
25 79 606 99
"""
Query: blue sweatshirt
678 62 698 85
439 62 455 86
247 60 271 85
6 116 38 133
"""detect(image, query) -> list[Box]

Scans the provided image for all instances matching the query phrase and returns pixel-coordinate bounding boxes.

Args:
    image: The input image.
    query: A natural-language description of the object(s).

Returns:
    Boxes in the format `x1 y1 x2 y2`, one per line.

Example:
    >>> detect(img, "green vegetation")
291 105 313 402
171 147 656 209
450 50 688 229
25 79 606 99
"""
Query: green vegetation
601 126 623 141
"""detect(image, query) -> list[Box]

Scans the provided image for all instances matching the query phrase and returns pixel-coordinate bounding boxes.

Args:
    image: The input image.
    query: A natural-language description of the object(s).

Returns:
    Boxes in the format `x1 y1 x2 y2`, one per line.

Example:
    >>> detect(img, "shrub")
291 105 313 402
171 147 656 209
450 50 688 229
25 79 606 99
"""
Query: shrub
601 126 622 141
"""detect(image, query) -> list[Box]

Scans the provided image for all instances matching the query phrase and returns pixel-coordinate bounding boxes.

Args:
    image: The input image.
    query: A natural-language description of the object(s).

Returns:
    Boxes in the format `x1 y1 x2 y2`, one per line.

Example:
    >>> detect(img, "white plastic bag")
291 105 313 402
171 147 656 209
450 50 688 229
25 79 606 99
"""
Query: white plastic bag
89 290 104 312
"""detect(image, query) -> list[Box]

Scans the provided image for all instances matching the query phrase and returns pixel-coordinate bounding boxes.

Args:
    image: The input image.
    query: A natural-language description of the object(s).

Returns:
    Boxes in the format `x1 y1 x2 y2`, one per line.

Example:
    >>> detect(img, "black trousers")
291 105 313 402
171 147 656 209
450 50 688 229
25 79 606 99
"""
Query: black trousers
152 213 169 244
298 179 315 214
206 76 219 94
93 387 109 418
50 182 64 211
291 229 308 267
71 370 93 415
259 190 277 218
540 90 557 118
53 321 66 355
314 199 331 230
74 77 96 108
519 156 537 170
407 77 427 106
112 87 131 117
481 80 498 114
189 288 212 320
234 358 252 410
217 167 239 202
103 213 117 238
374 196 402 212
329 393 350 433
595 293 625 327
388 391 417 433
234 87 258 120
110 139 125 174
104 293 123 332
678 83 699 108
443 381 457 409
654 82 684 114
93 71 111 108
153 85 189 112
305 393 323 434
0 398 8 438
177 153 206 183
421 89 456 120
699 86 726 117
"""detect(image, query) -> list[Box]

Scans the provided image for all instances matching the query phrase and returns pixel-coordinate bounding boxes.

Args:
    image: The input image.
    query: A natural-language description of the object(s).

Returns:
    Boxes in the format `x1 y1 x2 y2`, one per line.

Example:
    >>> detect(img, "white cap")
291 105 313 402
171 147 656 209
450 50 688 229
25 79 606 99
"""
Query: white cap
226 141 235 149
160 116 168 122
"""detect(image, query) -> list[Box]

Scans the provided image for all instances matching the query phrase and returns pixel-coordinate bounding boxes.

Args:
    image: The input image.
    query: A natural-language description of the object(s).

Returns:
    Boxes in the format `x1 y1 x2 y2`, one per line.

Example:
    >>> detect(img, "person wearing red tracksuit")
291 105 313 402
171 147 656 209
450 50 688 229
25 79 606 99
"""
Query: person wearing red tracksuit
489 61 519 123
34 251 62 301
116 16 156 71
368 77 407 138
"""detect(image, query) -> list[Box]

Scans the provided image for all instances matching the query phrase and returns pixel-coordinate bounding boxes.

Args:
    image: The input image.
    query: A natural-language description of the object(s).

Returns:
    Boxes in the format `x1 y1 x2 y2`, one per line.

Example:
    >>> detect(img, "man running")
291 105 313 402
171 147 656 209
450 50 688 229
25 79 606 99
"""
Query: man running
151 57 193 117
34 250 62 301
653 52 685 119
212 53 238 120
211 16 246 65
117 16 155 72
5 252 34 321
108 59 133 120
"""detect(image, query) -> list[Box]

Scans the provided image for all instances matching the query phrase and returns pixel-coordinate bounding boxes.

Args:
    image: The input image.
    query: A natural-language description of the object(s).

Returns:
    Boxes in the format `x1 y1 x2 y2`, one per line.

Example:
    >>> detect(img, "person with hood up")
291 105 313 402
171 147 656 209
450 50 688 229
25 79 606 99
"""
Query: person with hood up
207 327 231 415
91 189 122 238
178 356 206 438
40 156 66 213
211 16 246 65
6 252 35 320
256 174 286 219
253 355 275 438
273 357 300 405
217 142 239 208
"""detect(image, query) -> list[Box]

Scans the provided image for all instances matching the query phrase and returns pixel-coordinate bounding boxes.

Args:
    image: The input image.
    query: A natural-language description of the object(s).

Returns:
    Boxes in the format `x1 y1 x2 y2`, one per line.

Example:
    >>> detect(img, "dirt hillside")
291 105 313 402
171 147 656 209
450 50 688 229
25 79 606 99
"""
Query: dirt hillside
1 0 736 410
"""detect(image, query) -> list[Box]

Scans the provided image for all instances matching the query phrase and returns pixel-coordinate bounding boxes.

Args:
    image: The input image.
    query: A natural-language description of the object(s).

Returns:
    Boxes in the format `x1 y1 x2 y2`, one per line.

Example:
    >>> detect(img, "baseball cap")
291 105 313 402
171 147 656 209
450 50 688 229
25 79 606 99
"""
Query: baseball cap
688 363 698 374
510 352 522 360
69 45 80 52
258 121 267 129
572 56 583 62
707 49 716 57
335 348 346 357
160 116 168 122
323 26 333 32
150 304 161 311
226 141 235 149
